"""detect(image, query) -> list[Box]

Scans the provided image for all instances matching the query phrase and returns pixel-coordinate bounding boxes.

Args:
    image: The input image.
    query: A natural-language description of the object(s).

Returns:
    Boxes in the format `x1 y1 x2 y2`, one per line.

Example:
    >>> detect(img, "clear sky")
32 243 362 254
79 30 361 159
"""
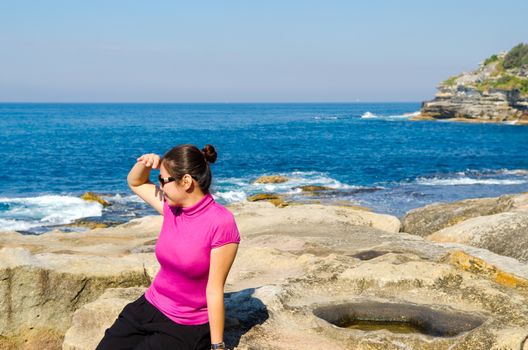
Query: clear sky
0 0 527 103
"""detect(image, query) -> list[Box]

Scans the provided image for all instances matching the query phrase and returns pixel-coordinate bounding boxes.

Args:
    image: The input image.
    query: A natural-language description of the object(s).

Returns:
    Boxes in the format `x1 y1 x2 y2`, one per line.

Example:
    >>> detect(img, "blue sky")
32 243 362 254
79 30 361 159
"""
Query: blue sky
0 0 527 102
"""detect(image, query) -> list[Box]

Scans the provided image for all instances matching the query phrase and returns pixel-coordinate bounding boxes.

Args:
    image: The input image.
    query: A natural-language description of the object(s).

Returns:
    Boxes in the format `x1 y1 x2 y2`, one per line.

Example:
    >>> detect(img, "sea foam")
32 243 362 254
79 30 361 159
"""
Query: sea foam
0 195 103 232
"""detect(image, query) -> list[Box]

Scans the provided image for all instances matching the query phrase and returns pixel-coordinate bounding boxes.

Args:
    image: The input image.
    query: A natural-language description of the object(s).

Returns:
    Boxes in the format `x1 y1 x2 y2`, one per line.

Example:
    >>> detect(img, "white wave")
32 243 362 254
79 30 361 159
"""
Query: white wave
415 177 527 186
212 190 247 203
259 170 361 191
361 111 419 120
402 111 420 117
0 218 37 232
0 195 103 232
361 111 377 119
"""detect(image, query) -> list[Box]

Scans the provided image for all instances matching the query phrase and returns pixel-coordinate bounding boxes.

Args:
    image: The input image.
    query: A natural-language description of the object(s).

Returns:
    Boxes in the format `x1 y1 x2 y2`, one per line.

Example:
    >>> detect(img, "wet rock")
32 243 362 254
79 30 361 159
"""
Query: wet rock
246 193 288 208
246 193 282 202
80 192 111 207
64 219 122 230
253 175 289 184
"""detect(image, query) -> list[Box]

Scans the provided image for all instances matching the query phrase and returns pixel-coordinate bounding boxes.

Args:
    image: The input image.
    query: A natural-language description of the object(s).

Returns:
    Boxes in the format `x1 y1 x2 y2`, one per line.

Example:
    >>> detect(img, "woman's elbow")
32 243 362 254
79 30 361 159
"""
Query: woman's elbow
206 286 224 297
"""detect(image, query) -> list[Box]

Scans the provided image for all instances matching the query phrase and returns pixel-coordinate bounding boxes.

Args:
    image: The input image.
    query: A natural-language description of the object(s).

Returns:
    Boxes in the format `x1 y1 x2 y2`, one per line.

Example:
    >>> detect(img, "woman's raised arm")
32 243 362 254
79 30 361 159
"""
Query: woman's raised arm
127 153 164 215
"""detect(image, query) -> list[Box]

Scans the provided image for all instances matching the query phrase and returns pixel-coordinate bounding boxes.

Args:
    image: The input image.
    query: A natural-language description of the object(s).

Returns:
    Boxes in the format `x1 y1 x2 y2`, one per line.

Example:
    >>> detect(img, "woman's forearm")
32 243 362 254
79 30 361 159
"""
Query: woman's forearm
206 291 225 344
127 161 151 187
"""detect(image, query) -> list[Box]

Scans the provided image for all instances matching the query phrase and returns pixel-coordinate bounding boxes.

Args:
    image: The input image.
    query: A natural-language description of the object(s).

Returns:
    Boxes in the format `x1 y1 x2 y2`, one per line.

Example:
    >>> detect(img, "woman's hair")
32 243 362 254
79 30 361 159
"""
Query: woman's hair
161 144 217 194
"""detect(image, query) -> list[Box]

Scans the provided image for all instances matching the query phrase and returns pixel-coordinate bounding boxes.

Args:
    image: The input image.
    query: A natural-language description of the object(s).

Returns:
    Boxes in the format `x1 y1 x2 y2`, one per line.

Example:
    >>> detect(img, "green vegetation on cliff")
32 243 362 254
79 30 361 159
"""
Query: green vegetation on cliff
442 74 461 87
444 43 528 96
503 43 528 69
483 54 500 66
476 74 528 95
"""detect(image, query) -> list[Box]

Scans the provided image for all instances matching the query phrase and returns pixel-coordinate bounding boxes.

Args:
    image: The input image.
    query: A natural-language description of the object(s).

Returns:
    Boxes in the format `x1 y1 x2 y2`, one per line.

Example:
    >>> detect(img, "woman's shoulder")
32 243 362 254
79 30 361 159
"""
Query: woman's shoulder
208 202 236 223
209 202 241 246
210 201 234 215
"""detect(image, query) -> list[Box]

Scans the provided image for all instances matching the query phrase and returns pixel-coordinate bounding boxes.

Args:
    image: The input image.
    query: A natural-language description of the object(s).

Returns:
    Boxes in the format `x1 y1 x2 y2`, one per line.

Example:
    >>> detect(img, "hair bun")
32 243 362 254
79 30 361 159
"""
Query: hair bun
202 144 217 164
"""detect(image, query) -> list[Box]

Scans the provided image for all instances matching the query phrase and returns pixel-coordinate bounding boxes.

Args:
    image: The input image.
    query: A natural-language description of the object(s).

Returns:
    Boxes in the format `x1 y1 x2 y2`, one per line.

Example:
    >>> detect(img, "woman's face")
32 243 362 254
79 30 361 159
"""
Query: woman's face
159 163 193 207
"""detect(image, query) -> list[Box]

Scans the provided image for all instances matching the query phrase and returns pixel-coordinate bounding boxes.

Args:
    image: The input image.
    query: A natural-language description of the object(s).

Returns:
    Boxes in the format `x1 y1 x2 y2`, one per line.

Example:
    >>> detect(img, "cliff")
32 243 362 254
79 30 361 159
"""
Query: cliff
412 43 528 124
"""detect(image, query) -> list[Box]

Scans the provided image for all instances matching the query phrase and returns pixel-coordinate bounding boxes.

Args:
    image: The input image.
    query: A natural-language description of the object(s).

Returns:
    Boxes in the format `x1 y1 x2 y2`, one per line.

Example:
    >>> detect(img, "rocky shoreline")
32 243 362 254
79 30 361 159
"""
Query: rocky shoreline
1 192 528 349
412 43 528 125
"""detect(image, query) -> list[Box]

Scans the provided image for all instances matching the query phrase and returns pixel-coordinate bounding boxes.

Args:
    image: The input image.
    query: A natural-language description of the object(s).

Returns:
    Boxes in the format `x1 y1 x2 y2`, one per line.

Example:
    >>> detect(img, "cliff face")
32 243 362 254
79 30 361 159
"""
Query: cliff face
413 44 528 124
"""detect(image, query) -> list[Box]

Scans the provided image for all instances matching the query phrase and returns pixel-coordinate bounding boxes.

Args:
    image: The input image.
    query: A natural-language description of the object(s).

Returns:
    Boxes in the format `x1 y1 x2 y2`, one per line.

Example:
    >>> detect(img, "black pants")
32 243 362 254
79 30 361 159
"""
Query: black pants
96 294 211 350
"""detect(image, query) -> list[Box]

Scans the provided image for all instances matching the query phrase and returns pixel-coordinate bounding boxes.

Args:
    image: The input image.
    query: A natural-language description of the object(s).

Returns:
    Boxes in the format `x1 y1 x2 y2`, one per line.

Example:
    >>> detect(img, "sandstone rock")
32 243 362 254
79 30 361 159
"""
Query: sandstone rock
329 201 371 211
62 287 146 350
401 194 516 237
0 328 64 350
0 247 154 340
445 249 528 288
0 216 162 348
228 200 401 234
70 226 528 350
428 211 528 262
417 87 528 123
226 237 528 349
2 198 528 349
217 200 528 349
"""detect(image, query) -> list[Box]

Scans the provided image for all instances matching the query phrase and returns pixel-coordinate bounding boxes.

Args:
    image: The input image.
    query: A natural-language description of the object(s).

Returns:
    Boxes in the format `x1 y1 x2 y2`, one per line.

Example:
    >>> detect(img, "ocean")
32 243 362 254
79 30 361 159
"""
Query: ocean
1 102 528 234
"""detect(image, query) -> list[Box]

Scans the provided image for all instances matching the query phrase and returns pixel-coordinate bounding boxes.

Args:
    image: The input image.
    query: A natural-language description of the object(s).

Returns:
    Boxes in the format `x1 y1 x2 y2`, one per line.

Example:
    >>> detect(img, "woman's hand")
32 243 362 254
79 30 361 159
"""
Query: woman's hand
137 153 161 169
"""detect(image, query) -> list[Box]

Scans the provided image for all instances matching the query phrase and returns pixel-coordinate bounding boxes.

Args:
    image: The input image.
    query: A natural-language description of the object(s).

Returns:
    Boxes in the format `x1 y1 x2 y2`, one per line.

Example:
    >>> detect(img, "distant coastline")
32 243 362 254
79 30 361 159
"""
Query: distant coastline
412 43 528 125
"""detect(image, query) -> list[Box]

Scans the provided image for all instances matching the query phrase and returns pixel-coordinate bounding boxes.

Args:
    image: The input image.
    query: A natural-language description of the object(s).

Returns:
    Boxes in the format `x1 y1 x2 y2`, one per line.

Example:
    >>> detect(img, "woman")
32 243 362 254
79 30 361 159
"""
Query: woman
96 144 240 350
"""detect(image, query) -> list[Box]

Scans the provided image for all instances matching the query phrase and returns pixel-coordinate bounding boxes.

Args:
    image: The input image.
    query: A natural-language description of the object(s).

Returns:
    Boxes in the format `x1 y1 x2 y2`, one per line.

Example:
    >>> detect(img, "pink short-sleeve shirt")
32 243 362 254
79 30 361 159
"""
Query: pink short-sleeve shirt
144 193 241 325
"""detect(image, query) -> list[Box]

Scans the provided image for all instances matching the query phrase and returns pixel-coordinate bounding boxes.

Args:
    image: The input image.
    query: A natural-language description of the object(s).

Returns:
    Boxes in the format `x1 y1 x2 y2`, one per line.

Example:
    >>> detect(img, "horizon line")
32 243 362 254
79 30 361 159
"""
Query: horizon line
0 100 423 104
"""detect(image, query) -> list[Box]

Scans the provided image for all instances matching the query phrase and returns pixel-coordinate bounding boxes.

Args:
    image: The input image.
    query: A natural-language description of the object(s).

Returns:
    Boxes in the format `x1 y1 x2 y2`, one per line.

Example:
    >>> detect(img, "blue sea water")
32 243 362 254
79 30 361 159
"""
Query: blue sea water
1 102 528 234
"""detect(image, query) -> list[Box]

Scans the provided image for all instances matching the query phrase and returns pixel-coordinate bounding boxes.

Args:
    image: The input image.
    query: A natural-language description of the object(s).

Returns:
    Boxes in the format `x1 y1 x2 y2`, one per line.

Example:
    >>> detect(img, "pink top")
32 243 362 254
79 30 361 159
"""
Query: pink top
144 193 241 325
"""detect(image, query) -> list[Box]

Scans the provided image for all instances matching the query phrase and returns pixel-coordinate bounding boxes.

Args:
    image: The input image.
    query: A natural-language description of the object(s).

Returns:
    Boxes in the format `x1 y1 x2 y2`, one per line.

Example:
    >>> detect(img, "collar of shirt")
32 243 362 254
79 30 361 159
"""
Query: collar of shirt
180 193 214 217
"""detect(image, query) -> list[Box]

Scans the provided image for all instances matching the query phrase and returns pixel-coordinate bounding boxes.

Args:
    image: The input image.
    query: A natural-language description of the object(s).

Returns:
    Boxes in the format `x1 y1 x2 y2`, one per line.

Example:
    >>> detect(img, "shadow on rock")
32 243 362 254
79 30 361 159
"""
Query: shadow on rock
224 288 269 348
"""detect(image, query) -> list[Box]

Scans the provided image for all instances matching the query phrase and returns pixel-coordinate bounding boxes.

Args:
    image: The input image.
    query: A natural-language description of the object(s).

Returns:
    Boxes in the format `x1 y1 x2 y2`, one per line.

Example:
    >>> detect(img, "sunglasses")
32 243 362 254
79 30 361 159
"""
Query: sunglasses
158 175 176 186
158 174 197 186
